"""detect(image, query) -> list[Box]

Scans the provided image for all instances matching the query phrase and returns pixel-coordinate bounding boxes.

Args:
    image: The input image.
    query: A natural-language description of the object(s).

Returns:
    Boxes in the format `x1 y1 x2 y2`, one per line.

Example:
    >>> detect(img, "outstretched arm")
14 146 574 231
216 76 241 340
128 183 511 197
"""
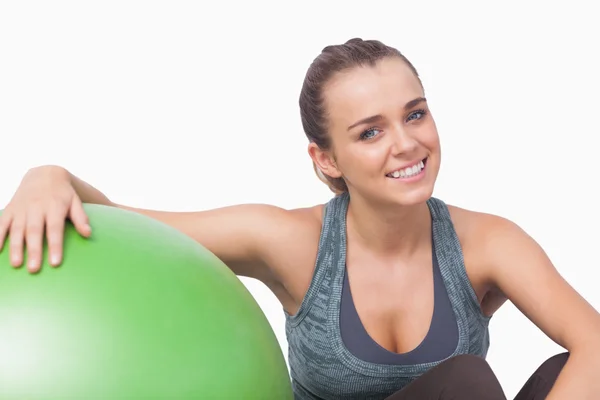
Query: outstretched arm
72 168 298 283
1 166 297 289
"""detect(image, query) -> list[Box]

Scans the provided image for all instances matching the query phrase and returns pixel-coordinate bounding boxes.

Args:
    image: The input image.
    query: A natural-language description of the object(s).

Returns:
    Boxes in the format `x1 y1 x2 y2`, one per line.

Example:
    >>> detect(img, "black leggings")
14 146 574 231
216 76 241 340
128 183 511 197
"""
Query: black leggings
385 352 568 400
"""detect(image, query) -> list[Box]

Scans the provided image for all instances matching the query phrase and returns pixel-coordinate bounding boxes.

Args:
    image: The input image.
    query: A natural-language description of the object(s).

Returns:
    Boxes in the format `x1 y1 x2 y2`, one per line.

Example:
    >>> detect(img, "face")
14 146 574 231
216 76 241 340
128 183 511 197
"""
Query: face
310 57 441 206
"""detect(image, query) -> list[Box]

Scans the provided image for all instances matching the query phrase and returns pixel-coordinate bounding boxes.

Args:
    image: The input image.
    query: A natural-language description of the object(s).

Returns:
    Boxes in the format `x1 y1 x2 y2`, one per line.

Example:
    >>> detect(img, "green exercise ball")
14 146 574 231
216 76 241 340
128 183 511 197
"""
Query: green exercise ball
0 205 293 399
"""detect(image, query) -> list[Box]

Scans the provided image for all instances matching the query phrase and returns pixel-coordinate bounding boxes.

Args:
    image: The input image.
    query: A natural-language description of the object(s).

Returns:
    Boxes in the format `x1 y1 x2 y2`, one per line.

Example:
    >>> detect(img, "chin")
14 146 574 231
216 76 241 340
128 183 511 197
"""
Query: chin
390 186 434 207
377 175 436 207
360 184 433 210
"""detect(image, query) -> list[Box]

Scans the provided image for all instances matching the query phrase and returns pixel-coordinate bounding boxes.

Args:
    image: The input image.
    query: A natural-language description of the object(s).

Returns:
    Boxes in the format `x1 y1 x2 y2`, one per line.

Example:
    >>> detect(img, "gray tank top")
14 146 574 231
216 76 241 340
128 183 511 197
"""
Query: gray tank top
339 228 458 365
284 193 492 400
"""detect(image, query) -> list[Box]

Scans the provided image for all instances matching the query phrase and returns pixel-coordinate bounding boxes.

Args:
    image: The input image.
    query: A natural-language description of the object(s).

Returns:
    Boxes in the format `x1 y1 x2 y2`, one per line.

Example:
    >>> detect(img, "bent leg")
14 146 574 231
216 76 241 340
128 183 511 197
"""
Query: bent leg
385 354 507 400
513 352 569 400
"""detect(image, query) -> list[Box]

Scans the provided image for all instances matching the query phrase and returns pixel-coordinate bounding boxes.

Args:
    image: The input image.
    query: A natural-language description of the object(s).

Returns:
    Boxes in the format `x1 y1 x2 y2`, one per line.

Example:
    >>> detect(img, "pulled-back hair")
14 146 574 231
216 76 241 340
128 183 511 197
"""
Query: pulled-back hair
299 38 422 194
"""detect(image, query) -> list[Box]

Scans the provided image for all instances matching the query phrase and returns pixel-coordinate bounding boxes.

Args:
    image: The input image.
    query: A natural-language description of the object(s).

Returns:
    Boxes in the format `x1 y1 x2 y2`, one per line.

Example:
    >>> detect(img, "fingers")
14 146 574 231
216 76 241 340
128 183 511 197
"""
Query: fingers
68 196 91 238
46 195 89 268
25 209 45 273
2 193 90 273
8 216 26 268
0 212 11 253
45 209 65 267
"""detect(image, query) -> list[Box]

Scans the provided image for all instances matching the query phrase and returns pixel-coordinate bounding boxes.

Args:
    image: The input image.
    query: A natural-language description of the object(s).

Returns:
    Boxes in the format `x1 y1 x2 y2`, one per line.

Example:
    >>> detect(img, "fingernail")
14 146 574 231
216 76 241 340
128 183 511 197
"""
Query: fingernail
28 258 38 269
50 254 61 266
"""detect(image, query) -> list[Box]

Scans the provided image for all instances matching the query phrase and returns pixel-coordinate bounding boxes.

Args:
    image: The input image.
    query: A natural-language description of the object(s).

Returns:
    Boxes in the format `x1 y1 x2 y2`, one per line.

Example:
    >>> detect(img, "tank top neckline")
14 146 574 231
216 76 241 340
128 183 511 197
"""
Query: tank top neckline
287 192 490 377
339 224 459 365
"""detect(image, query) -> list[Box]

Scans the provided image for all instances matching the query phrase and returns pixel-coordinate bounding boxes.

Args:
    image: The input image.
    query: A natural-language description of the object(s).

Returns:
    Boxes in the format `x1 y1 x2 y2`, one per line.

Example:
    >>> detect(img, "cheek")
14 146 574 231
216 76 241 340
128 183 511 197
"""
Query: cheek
426 133 440 150
422 122 440 149
337 146 386 179
354 146 389 173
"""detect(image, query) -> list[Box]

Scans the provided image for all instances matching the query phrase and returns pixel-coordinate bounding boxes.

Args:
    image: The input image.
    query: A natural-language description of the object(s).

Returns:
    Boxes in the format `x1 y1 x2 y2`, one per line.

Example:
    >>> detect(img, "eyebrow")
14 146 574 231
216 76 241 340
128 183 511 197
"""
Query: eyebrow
346 96 427 131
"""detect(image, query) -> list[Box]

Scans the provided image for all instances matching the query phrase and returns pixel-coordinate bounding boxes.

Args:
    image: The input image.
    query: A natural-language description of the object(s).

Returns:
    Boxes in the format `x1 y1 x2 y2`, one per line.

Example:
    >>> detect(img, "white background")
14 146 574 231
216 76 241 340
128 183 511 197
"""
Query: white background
1 1 598 397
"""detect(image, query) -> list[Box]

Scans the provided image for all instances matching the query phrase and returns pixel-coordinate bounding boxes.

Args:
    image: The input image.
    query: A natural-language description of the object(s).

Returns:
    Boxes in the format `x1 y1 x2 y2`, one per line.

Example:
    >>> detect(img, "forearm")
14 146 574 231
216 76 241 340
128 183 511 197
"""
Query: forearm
68 170 114 206
546 347 600 400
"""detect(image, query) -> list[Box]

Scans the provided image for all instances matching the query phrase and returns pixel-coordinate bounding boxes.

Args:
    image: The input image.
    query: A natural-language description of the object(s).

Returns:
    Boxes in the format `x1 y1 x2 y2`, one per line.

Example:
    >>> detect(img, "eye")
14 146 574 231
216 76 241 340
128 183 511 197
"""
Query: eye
407 109 427 122
359 127 382 141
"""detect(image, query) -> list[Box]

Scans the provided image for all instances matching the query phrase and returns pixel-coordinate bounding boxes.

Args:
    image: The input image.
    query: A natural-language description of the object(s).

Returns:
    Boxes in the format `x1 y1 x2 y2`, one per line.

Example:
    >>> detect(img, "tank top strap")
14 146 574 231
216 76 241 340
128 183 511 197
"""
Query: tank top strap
285 193 349 327
285 194 491 399
426 197 491 326
426 196 452 222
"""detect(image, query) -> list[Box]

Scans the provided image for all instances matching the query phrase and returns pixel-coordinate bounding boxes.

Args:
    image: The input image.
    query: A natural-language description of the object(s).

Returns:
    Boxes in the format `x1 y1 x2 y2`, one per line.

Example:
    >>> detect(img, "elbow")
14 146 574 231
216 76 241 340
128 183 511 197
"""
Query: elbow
565 333 600 363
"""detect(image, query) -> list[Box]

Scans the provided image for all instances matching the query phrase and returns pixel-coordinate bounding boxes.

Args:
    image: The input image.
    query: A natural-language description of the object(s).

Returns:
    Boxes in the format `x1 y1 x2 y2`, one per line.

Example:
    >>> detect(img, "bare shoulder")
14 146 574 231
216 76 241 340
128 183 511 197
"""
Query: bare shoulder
257 203 324 241
445 204 499 278
445 203 526 313
446 202 600 351
239 202 323 249
446 204 523 250
446 203 548 277
250 203 324 260
244 203 325 313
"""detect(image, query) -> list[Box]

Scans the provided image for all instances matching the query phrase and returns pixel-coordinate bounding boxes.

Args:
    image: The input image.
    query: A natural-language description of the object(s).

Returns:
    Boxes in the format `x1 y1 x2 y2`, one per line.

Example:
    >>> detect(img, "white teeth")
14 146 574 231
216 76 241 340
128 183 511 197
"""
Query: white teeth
388 160 425 179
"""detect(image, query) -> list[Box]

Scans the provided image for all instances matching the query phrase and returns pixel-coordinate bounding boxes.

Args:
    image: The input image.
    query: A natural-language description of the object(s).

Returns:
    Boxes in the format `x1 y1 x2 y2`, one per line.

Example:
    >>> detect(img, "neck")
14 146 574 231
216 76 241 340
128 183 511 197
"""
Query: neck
345 193 431 257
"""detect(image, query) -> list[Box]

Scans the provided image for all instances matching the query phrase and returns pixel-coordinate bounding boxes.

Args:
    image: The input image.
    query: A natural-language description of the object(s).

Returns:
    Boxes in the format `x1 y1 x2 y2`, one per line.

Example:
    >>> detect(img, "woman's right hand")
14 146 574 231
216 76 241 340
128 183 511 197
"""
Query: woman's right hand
0 165 92 273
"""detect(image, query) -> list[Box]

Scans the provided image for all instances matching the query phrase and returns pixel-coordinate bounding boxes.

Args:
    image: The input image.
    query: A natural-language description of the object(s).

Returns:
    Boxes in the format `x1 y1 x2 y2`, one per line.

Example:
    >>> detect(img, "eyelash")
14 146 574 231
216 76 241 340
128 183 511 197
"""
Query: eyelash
359 109 428 141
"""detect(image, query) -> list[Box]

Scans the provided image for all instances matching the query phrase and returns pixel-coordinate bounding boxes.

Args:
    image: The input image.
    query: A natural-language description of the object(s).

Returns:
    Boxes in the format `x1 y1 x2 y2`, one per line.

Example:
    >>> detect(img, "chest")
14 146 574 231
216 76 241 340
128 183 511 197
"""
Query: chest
284 244 491 400
283 196 495 399
344 252 436 354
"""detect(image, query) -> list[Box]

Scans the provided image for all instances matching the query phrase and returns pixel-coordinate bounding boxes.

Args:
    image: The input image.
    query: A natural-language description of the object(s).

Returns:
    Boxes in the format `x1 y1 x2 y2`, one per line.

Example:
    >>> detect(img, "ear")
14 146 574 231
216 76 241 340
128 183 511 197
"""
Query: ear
307 142 343 179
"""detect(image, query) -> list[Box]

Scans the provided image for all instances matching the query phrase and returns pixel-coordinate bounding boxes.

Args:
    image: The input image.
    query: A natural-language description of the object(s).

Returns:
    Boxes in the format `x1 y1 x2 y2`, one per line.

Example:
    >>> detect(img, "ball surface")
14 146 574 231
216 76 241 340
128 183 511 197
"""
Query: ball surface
0 205 293 399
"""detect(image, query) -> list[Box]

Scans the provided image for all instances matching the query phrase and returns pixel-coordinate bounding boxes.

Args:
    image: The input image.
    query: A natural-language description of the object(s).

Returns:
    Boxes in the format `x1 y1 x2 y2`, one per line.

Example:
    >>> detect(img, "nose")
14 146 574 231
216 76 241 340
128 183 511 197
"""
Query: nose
389 125 418 156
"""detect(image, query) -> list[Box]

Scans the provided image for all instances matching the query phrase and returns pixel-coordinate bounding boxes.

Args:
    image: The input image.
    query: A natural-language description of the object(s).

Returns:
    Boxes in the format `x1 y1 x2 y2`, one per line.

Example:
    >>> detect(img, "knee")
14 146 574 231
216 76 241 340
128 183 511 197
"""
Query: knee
547 352 569 365
447 354 494 375
442 354 502 391
534 352 569 380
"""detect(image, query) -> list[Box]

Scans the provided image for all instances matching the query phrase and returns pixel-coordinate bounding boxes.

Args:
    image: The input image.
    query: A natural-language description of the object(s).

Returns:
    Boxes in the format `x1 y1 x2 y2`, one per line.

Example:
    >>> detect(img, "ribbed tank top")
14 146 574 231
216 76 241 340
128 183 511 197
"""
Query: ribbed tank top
339 228 459 365
284 193 492 400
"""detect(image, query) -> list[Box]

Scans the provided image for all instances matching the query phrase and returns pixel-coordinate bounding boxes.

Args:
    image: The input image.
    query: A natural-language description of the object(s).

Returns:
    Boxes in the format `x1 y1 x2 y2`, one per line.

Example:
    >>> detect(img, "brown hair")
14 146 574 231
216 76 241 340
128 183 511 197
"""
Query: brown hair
299 38 422 194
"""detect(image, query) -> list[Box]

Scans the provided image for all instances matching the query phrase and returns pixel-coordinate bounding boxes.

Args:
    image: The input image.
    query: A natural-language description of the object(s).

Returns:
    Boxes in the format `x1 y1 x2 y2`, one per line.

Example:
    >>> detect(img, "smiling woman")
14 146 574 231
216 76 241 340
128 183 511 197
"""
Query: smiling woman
2 38 600 400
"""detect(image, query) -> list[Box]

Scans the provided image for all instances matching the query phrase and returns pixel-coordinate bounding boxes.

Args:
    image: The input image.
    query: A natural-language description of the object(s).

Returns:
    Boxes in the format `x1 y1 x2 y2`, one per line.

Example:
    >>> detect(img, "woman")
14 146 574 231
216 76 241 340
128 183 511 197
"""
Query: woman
1 38 599 399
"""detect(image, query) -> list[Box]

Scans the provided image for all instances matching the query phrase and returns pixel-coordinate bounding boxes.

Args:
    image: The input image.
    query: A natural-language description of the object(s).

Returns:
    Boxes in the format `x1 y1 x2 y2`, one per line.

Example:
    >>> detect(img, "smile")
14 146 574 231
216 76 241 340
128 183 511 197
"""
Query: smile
386 158 427 179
